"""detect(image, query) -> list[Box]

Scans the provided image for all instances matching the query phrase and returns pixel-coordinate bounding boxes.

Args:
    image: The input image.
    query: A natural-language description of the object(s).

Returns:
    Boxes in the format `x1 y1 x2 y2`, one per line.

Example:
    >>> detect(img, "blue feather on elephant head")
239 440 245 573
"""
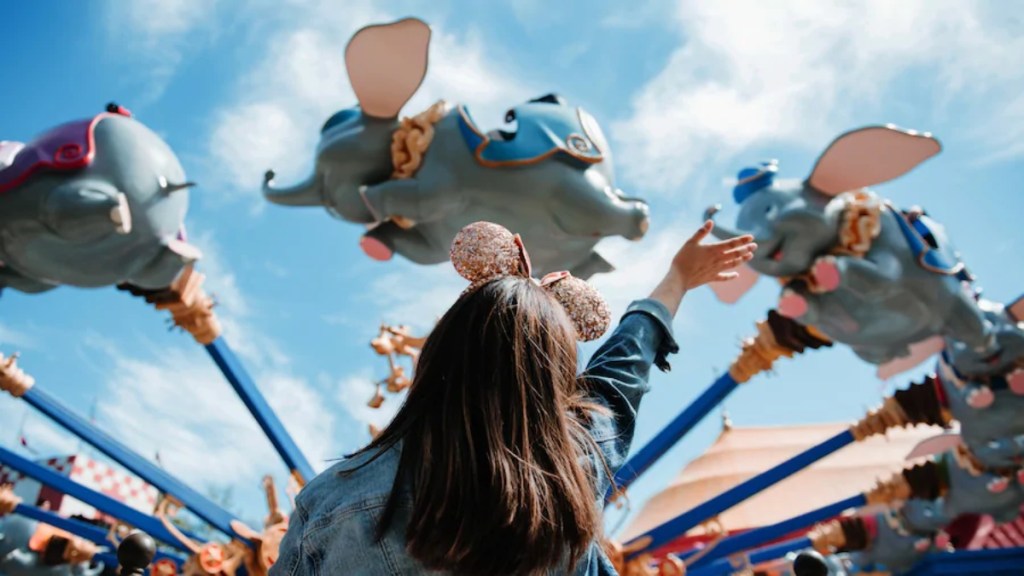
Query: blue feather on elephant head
0 104 201 295
703 125 996 368
262 18 649 279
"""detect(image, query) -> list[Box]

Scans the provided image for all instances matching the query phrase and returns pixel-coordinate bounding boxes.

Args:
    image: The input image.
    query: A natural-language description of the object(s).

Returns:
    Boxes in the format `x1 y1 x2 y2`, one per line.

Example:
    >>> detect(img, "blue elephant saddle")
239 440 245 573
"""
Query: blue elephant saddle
0 113 111 195
889 204 971 281
456 103 605 168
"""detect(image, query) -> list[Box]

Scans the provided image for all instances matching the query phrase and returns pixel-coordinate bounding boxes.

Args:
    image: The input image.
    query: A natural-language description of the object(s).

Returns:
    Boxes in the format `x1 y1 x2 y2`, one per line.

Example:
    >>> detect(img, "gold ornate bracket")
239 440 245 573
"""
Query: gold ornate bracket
0 483 22 515
0 352 34 397
119 265 222 345
728 313 831 383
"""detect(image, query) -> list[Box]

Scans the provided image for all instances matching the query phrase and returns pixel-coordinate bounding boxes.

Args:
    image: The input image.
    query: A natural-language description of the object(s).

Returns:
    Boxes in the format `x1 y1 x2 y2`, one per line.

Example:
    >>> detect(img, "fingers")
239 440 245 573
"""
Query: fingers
719 252 753 270
688 220 714 244
714 234 755 250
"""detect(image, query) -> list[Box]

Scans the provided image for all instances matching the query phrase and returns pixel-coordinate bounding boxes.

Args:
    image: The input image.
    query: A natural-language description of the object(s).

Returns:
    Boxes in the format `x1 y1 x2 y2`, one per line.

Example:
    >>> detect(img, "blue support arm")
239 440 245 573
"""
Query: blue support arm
206 337 315 484
607 372 739 503
0 444 201 554
687 536 814 576
18 384 249 543
686 494 866 569
11 503 186 567
627 429 856 556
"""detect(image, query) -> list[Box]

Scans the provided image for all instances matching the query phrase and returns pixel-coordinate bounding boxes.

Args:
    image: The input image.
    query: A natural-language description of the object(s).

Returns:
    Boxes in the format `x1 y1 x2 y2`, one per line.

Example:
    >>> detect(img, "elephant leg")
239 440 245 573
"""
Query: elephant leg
43 182 132 241
0 266 56 294
127 240 202 289
831 251 902 297
568 251 614 280
944 290 994 353
360 222 448 265
553 190 649 241
359 178 461 226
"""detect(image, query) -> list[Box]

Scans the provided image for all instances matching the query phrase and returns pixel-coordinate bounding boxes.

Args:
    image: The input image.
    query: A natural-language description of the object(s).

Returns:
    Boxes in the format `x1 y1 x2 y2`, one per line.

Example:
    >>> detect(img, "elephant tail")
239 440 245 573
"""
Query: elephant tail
262 170 324 207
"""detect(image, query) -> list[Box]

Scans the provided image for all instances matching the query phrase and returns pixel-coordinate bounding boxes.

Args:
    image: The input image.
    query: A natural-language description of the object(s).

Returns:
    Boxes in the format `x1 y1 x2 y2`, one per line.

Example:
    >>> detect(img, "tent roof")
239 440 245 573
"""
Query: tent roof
621 420 944 541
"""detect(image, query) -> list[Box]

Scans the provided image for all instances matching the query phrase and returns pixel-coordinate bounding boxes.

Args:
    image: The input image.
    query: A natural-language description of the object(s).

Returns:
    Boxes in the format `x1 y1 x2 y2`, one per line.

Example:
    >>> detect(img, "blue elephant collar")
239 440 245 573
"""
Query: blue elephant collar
456 104 604 168
0 113 114 195
733 160 777 203
888 203 971 281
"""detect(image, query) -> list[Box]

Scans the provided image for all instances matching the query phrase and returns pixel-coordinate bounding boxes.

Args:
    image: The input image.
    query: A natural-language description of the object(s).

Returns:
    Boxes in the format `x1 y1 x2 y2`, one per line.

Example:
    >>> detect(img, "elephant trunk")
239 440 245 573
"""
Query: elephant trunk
703 204 746 240
262 170 324 207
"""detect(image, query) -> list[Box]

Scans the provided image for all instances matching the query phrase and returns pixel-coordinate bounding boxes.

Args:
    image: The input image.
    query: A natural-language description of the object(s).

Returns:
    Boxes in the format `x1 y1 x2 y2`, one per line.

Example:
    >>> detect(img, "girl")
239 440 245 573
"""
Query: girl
273 221 755 575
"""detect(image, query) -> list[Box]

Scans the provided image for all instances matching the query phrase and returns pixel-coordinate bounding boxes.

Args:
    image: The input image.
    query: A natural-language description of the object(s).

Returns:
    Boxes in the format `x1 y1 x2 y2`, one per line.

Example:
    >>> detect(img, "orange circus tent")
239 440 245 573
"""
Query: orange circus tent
620 416 945 557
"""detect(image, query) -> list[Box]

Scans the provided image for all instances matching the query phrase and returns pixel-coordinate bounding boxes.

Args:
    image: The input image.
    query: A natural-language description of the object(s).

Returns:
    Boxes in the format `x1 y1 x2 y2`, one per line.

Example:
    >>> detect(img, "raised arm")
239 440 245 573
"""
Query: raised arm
582 221 755 485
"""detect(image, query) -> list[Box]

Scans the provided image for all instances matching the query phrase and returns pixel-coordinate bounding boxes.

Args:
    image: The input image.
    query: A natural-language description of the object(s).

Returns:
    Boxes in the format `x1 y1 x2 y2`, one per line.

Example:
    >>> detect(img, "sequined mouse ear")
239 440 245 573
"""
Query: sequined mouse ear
540 272 611 342
450 221 531 283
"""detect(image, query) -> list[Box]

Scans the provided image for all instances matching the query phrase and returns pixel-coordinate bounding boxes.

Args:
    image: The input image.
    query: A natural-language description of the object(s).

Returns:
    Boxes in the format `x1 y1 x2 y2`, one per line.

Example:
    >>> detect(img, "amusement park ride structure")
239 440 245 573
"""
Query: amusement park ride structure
1 16 1024 576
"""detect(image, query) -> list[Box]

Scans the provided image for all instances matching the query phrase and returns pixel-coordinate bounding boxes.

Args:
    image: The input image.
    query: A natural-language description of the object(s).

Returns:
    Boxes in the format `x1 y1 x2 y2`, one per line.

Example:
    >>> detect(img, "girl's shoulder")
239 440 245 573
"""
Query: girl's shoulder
295 445 402 522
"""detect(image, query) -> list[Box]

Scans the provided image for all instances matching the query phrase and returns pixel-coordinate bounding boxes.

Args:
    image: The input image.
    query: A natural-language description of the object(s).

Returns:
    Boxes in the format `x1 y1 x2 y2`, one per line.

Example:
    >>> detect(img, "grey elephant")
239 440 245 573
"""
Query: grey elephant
936 299 1024 468
901 448 1024 531
846 510 939 575
704 125 994 366
0 103 200 295
0 515 105 576
263 18 649 278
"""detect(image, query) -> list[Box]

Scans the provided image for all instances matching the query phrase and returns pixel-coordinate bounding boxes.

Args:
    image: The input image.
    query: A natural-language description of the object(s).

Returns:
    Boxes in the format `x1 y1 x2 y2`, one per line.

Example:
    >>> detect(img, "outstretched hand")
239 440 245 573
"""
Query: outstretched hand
649 221 756 317
671 220 756 289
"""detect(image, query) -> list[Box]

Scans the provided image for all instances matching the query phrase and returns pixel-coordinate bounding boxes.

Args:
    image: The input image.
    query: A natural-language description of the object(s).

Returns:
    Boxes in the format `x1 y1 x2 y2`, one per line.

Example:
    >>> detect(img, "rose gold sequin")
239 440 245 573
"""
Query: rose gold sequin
450 222 523 282
450 222 610 342
542 274 611 342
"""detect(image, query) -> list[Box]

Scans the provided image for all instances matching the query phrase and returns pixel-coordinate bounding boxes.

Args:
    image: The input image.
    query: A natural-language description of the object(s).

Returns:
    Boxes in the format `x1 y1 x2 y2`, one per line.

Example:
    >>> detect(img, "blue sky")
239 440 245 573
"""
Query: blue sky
1 0 1022 536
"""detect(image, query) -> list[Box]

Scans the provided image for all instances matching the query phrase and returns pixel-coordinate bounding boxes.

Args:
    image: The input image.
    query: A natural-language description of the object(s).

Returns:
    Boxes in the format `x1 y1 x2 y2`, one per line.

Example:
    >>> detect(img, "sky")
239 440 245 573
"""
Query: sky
1 0 1023 538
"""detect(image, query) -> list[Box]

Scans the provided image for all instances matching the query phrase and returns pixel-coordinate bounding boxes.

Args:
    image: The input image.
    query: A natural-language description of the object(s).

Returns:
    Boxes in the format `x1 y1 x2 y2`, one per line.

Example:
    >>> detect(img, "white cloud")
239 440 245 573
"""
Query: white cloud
203 5 536 200
103 0 220 103
0 322 34 349
93 342 336 488
336 371 404 432
613 0 1024 194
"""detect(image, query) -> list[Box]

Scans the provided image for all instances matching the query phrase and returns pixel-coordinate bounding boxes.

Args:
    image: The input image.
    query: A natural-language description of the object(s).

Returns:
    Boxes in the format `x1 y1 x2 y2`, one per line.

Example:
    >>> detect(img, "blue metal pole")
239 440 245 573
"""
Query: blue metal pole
687 536 813 576
686 494 866 569
0 444 199 554
607 372 739 503
205 337 315 483
19 385 249 542
12 503 186 567
626 429 855 556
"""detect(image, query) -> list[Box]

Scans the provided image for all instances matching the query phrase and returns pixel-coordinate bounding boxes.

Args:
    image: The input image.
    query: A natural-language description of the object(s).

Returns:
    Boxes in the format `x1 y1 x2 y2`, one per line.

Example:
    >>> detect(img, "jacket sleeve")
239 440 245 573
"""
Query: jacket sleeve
580 299 679 494
269 497 309 576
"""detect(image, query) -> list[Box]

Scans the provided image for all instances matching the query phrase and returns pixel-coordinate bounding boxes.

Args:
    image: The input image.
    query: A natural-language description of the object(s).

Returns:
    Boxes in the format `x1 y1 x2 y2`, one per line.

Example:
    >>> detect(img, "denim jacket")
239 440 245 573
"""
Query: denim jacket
271 299 679 576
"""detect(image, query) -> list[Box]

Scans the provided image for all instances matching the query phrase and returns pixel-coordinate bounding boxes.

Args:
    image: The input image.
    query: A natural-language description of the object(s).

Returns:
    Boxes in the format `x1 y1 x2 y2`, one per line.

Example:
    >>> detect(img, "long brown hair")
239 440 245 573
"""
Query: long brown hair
348 276 607 575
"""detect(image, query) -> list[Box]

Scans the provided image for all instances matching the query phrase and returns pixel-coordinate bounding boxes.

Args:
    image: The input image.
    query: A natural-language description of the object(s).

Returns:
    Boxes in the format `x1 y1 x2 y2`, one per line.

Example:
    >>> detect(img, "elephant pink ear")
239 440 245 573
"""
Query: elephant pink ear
807 125 941 196
876 336 945 380
1007 294 1024 323
906 432 964 461
345 18 431 119
708 263 760 304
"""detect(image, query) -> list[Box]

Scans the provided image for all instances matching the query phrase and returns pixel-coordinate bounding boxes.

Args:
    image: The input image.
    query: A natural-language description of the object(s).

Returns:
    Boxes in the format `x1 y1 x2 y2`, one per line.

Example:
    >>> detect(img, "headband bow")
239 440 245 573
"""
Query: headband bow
450 222 611 342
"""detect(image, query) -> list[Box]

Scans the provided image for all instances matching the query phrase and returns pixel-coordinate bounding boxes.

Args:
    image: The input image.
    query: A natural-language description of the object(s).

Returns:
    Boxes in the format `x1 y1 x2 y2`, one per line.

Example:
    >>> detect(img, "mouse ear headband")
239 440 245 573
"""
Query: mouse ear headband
450 222 610 342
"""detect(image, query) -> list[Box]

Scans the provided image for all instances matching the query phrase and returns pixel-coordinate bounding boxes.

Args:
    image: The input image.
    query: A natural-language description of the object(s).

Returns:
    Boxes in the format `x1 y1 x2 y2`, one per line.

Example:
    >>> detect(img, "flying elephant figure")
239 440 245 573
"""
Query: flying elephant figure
0 515 106 576
933 298 1024 468
899 447 1024 532
263 18 649 279
845 511 940 575
704 125 995 367
0 103 200 295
